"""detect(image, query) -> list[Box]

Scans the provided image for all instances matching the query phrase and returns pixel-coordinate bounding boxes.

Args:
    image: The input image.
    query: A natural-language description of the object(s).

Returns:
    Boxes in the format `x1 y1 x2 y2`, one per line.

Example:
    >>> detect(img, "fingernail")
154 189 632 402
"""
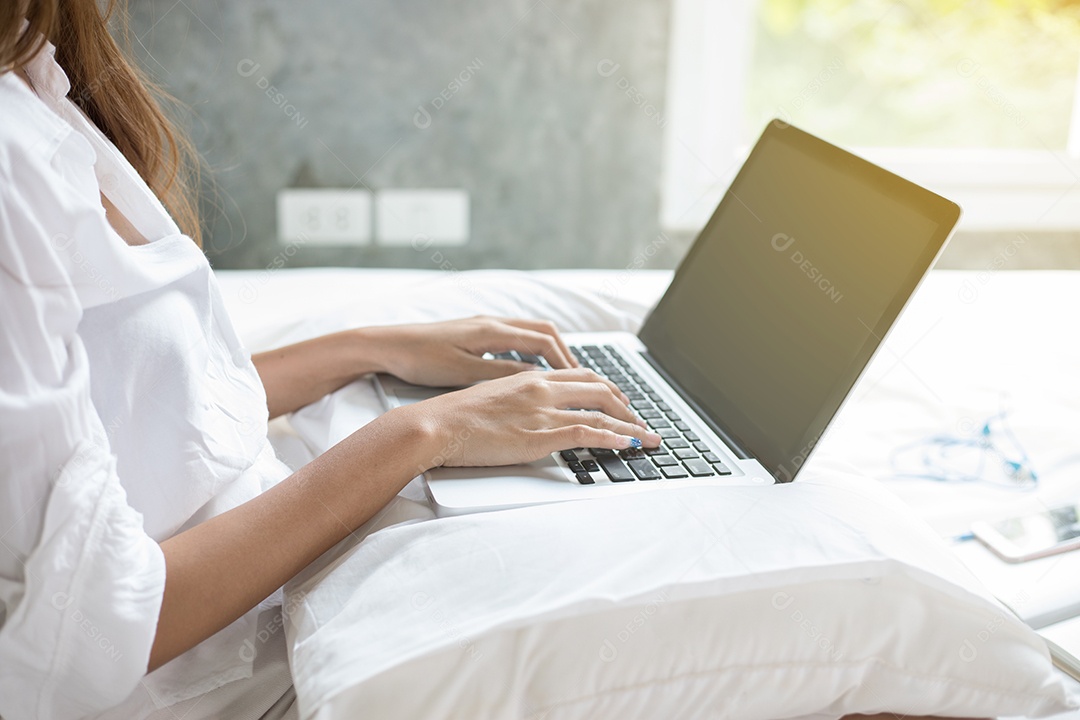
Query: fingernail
629 437 642 448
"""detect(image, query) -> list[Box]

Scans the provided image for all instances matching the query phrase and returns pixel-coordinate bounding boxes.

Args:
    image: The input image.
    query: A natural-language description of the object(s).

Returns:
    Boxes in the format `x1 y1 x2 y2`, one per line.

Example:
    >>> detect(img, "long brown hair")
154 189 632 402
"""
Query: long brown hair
0 0 202 246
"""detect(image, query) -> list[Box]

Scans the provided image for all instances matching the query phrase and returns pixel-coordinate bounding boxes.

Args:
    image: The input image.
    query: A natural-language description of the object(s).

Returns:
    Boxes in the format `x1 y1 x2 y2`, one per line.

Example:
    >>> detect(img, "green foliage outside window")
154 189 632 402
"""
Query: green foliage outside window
744 0 1080 148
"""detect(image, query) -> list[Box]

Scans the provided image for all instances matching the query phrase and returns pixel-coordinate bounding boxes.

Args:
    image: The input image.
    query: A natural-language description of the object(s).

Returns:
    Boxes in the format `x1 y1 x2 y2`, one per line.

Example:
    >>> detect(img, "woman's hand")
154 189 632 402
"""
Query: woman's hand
253 315 581 418
405 368 663 468
364 316 579 387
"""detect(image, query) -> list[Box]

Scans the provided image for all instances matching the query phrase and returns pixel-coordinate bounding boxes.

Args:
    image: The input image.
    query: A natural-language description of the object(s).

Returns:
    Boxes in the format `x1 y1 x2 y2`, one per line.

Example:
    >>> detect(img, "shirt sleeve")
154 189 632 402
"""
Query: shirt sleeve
0 143 166 720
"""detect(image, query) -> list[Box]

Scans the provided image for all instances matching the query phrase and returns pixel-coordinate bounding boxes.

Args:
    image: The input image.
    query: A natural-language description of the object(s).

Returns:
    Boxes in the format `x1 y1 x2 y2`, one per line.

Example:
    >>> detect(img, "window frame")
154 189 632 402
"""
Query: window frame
661 0 1080 233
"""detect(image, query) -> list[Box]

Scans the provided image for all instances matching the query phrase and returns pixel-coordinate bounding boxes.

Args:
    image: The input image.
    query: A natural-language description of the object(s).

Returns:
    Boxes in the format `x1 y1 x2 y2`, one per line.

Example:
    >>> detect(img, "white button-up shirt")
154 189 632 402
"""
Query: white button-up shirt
0 40 292 719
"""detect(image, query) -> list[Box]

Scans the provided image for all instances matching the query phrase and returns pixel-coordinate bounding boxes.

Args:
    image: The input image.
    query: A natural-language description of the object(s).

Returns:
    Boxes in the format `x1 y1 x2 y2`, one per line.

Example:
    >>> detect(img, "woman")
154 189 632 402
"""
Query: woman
0 1 660 717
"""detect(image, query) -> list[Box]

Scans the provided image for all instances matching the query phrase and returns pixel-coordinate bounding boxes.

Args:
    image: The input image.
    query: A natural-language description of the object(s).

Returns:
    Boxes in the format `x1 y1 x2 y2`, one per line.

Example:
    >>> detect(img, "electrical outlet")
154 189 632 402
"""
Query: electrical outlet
375 189 469 247
277 189 372 245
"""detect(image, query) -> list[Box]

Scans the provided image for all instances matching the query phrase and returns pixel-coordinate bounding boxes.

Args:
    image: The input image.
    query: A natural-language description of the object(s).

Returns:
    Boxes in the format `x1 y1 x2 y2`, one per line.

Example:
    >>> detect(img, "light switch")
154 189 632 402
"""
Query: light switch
277 189 372 245
375 189 469 246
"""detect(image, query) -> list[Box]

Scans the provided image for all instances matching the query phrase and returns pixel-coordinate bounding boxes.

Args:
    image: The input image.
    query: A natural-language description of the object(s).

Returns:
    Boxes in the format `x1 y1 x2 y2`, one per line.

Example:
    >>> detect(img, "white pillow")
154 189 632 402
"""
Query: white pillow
284 463 1078 720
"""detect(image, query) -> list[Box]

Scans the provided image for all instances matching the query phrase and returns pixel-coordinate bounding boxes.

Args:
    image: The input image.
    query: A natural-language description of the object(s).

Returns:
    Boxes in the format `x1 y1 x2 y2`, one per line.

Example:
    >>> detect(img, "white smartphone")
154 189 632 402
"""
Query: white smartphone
972 501 1080 563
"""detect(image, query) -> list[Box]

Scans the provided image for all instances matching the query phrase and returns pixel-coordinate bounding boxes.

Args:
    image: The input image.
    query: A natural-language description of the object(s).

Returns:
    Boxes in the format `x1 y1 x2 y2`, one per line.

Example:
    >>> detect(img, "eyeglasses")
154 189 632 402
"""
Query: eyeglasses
889 410 1037 490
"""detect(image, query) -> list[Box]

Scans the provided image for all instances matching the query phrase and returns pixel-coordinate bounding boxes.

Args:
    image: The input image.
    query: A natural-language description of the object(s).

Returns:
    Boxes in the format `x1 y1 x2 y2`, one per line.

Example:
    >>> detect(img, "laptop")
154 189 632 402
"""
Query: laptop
376 120 962 516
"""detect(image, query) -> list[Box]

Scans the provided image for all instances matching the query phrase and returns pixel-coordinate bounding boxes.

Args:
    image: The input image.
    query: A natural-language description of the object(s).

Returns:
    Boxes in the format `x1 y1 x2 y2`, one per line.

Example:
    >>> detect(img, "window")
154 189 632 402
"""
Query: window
662 0 1080 232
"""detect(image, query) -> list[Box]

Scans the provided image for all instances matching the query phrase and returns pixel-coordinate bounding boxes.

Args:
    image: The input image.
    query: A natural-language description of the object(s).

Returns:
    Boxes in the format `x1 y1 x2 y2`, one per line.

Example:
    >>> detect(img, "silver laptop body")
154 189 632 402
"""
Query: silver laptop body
377 121 961 516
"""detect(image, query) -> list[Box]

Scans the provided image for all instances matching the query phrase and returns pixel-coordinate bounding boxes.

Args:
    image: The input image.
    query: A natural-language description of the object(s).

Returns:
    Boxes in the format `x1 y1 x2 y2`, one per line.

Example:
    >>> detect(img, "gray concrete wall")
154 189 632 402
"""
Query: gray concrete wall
128 1 1080 271
129 0 676 270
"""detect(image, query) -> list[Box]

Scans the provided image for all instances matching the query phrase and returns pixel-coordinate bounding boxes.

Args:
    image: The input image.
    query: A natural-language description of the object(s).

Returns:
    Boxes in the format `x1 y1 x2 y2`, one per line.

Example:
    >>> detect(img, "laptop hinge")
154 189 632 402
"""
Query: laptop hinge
638 351 753 461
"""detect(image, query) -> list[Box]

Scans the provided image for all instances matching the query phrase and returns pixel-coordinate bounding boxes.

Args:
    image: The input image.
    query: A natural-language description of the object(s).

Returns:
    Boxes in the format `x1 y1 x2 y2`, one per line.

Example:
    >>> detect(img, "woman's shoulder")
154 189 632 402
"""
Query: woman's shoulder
0 74 94 291
0 71 74 184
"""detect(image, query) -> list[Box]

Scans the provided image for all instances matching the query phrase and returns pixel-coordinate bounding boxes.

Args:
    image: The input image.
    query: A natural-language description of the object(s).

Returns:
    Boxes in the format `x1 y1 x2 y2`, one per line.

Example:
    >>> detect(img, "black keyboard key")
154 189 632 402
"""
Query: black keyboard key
693 442 711 453
684 458 715 477
661 464 689 479
619 448 646 460
518 352 543 365
646 391 662 401
575 472 595 485
628 458 662 480
560 450 579 462
568 461 586 473
590 447 616 457
582 459 600 473
647 418 670 429
674 448 699 460
639 409 662 419
713 462 732 476
665 411 682 420
665 438 690 449
598 455 636 482
683 432 700 442
657 427 681 439
652 454 678 467
656 402 671 412
582 345 603 356
643 447 667 456
703 452 723 464
630 398 652 410
675 421 692 432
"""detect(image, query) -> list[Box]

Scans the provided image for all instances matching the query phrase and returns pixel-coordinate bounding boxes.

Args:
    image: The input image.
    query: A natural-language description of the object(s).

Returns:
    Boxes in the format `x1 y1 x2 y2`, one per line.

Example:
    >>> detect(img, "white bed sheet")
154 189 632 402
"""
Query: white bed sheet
217 267 1080 530
215 266 1080 719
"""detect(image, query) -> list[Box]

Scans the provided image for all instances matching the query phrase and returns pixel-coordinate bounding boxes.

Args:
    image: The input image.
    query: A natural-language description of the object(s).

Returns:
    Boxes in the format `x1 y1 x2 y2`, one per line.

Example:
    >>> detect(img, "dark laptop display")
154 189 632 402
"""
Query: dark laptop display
639 121 961 482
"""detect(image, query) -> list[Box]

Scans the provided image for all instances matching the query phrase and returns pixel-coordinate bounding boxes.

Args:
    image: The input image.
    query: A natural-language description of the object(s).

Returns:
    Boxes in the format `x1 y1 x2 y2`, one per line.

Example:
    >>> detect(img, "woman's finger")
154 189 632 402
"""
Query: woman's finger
553 409 660 446
549 381 644 428
544 368 630 405
484 325 573 369
541 424 644 454
498 318 578 369
461 356 537 383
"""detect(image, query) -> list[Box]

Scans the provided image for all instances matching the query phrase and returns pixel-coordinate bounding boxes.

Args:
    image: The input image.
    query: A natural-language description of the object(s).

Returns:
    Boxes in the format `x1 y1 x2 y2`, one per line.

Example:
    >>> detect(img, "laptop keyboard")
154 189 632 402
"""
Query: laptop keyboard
564 345 732 484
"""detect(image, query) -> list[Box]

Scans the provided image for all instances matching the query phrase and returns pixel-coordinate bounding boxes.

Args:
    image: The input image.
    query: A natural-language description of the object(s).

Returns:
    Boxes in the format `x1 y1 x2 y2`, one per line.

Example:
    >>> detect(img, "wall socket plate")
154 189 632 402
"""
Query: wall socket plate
277 189 372 245
375 189 469 247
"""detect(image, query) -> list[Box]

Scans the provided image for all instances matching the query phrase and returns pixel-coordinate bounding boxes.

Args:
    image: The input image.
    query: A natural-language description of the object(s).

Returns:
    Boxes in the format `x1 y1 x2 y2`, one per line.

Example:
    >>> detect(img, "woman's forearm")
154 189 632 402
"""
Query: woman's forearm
252 328 381 418
149 404 441 671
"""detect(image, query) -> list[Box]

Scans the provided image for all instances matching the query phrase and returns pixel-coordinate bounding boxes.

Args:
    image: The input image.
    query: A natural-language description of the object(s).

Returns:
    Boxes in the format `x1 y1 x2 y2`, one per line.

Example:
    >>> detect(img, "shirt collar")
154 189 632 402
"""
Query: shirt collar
22 33 71 105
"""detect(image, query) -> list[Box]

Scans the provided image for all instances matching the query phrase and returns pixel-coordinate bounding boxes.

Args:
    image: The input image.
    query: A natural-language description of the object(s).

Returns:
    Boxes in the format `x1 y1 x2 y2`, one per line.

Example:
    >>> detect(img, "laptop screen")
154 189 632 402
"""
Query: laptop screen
639 121 960 482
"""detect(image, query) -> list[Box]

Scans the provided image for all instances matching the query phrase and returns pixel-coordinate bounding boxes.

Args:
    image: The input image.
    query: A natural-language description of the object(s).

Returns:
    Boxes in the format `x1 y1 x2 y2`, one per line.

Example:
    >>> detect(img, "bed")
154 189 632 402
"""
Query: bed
216 266 1080 720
